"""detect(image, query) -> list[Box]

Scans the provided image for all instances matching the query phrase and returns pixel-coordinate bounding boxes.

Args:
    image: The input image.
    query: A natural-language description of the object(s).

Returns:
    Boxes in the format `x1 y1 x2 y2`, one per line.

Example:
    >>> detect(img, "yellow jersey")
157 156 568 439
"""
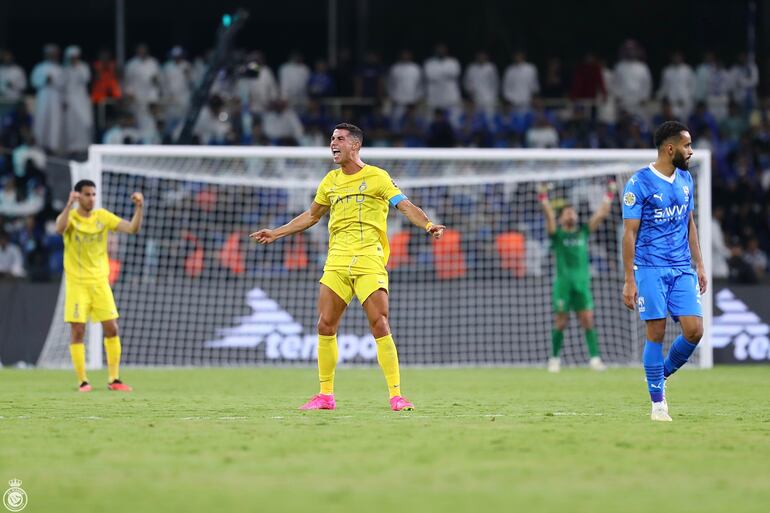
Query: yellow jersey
313 165 406 265
63 208 122 283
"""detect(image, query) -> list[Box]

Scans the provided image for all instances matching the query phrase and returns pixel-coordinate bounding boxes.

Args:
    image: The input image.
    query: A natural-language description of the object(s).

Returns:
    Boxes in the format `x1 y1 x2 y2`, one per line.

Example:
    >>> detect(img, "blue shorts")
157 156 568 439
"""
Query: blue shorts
634 266 702 321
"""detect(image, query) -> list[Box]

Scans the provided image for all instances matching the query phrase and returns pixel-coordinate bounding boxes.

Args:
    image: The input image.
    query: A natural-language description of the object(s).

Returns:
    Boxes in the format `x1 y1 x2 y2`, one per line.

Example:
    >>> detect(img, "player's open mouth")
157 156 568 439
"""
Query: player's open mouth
332 149 341 156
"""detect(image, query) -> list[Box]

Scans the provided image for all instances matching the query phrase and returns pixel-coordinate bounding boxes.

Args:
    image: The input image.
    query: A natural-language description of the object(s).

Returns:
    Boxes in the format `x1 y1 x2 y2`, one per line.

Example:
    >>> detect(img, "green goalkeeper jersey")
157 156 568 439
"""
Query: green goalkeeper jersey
550 224 591 284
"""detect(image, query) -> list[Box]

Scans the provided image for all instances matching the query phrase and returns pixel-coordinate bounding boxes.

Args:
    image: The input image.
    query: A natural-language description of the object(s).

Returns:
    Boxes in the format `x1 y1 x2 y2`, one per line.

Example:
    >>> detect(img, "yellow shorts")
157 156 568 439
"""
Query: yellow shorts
64 278 119 323
320 255 389 305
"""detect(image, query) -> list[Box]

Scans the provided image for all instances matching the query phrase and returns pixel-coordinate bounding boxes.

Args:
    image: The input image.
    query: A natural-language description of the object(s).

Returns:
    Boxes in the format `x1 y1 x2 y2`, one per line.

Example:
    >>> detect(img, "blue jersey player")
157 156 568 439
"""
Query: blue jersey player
622 121 707 422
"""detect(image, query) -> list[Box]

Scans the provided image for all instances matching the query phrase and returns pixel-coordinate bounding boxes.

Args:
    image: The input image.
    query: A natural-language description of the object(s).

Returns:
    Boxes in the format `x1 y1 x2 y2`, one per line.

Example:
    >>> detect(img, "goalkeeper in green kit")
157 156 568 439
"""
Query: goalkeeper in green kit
538 181 616 372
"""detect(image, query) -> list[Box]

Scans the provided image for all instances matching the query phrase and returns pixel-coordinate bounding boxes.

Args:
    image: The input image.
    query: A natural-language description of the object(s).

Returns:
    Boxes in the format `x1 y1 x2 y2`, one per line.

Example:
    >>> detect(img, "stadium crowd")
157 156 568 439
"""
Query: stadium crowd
0 39 768 283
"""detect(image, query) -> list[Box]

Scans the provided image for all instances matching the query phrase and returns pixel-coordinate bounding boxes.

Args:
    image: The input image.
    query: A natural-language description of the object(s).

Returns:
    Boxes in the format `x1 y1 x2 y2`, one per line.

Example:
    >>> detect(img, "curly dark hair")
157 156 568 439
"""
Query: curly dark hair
653 121 690 148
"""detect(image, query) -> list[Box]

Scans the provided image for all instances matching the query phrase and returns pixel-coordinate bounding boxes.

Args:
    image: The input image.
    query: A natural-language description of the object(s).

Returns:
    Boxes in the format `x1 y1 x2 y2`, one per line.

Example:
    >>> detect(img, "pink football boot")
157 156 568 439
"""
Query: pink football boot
299 394 336 410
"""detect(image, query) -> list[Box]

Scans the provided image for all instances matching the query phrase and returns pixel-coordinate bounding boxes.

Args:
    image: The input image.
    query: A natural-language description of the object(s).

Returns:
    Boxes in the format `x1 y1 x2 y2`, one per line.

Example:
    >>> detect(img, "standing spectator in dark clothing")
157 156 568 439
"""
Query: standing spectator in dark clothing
308 60 335 98
541 57 566 99
458 99 492 147
393 104 425 147
652 99 678 127
688 101 719 138
426 108 456 147
570 52 606 101
333 48 355 97
728 242 758 284
355 52 385 101
361 104 392 147
744 237 768 279
301 99 332 134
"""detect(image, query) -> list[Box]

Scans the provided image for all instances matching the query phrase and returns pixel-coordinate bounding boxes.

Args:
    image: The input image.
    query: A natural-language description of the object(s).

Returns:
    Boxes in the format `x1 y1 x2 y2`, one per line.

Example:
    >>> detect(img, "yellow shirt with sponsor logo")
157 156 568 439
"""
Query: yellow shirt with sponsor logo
313 165 406 265
63 208 122 283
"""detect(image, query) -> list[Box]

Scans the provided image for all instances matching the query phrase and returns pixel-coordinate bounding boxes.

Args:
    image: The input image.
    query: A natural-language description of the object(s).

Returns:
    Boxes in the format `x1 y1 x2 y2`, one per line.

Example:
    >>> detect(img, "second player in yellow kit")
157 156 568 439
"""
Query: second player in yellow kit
55 179 144 392
63 208 123 324
252 123 445 411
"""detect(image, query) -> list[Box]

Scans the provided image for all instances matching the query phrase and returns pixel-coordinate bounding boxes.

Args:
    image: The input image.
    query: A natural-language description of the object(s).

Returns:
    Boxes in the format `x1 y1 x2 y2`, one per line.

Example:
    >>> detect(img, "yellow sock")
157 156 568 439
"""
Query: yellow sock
375 334 401 398
104 336 122 383
69 343 88 383
317 334 338 395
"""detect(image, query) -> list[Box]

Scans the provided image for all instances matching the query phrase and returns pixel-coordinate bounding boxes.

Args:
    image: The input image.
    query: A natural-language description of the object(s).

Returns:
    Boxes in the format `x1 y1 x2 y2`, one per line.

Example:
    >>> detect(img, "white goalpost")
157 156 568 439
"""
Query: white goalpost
38 146 713 369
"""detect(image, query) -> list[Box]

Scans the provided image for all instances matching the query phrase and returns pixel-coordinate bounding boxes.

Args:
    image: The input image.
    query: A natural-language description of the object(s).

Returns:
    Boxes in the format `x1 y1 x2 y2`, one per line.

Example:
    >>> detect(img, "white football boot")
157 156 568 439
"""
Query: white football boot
547 357 561 373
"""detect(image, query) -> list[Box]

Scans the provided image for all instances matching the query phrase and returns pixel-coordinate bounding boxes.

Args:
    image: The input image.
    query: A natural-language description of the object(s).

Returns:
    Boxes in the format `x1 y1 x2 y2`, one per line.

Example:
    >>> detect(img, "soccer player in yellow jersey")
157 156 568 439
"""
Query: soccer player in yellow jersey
251 123 445 411
55 179 144 392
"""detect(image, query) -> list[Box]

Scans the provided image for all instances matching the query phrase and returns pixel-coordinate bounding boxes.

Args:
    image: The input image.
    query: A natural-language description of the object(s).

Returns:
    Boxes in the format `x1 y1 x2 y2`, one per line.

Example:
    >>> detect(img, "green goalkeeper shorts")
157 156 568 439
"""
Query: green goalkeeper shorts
552 279 594 313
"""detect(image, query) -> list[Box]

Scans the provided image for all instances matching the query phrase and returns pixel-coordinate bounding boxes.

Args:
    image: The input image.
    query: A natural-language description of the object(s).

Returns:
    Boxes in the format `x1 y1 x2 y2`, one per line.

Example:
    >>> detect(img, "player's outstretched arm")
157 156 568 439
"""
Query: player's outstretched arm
396 199 445 239
250 201 329 245
588 181 617 232
688 212 708 294
55 191 79 234
115 192 145 235
537 184 557 235
622 218 640 310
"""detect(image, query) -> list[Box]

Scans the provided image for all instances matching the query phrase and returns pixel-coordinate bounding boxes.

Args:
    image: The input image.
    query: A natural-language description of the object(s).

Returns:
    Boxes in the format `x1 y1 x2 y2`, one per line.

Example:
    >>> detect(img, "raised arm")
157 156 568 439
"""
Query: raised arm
622 218 640 310
250 201 330 244
688 212 708 294
55 191 79 235
588 181 617 232
396 199 445 239
537 184 557 236
115 192 145 235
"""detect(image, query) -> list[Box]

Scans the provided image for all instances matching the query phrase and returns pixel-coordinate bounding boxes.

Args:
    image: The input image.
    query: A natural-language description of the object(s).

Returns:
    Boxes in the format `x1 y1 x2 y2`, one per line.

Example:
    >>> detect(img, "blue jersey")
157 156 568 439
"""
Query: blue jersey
622 165 694 268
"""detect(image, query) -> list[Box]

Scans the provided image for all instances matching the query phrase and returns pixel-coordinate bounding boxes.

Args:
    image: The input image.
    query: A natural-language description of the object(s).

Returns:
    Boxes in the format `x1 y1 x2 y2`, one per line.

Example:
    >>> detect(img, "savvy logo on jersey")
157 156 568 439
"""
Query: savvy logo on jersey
712 289 770 361
205 288 377 361
653 204 688 220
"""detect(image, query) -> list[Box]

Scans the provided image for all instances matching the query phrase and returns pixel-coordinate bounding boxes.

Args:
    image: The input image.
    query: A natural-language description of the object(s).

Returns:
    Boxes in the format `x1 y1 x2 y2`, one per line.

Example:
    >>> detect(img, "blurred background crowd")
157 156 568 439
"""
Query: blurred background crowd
0 34 768 284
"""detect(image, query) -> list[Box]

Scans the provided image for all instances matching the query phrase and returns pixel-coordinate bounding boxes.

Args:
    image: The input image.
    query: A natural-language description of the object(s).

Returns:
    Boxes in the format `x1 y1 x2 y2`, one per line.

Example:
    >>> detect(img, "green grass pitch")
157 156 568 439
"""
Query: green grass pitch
1 366 769 513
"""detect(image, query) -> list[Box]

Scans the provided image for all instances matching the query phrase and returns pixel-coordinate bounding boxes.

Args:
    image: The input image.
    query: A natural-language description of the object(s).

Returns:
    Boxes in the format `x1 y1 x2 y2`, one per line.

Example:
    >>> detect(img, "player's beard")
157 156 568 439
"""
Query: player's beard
673 150 689 170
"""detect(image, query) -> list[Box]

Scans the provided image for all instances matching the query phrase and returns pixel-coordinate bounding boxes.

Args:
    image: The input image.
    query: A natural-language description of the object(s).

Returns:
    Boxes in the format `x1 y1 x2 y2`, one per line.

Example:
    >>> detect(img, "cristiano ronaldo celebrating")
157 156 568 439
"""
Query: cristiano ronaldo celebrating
55 179 144 392
251 123 445 411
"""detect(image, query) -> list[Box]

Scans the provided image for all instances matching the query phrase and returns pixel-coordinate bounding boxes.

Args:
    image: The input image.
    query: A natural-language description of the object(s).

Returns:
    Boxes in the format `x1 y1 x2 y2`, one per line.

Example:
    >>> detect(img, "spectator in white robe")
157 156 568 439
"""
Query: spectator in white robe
0 231 25 279
613 40 652 117
711 207 729 279
657 51 696 119
387 49 422 128
694 52 730 120
161 46 193 133
278 52 310 110
61 46 93 153
729 52 759 110
0 49 27 103
463 51 499 118
424 43 462 122
193 95 233 145
102 111 142 145
502 50 539 111
237 51 279 118
124 44 161 131
30 44 64 152
597 58 617 124
262 99 303 146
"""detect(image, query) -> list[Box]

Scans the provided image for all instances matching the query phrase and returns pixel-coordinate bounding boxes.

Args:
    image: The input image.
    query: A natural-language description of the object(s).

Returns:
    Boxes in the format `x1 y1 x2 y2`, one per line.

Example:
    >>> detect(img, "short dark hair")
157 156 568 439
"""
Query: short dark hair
653 121 690 148
334 123 364 144
74 179 96 192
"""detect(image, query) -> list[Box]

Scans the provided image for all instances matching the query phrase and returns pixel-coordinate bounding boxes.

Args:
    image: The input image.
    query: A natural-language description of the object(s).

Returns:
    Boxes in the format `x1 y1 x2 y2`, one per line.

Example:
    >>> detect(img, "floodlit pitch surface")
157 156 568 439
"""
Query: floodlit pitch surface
1 367 768 512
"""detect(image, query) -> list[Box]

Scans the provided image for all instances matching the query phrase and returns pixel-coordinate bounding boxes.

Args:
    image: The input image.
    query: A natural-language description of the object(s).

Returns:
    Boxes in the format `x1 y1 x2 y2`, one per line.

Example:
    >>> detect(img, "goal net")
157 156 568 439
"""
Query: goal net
38 146 712 368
